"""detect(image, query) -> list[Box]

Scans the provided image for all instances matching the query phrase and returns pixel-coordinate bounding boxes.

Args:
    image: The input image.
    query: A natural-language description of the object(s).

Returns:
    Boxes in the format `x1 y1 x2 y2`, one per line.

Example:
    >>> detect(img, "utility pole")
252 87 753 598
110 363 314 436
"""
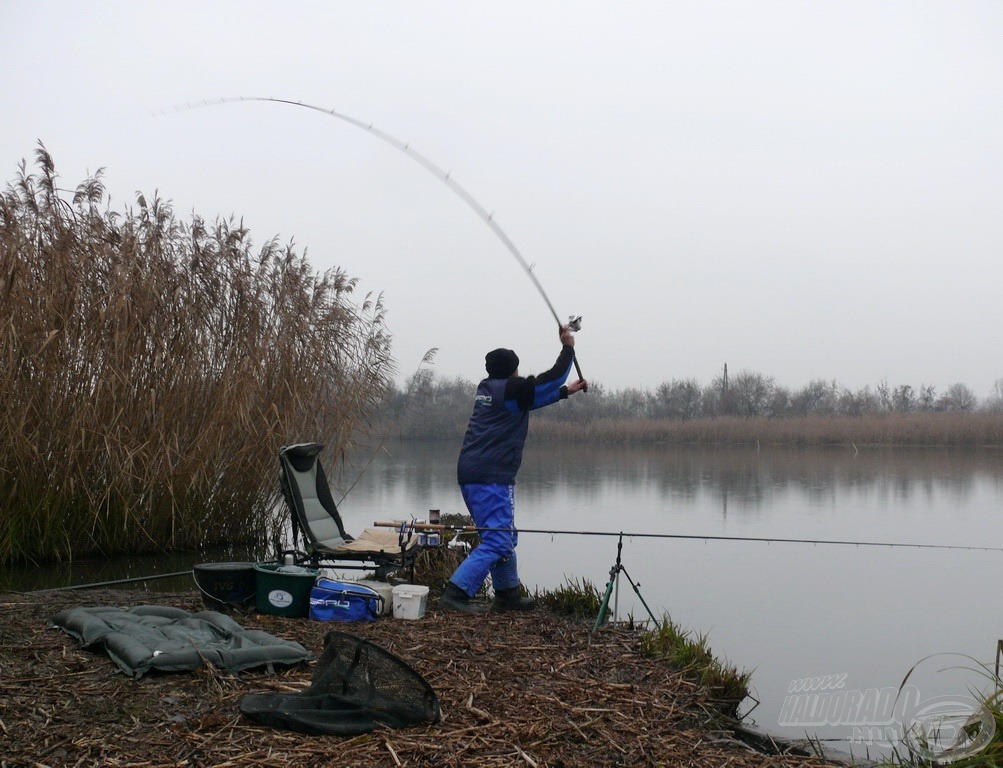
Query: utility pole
722 363 730 415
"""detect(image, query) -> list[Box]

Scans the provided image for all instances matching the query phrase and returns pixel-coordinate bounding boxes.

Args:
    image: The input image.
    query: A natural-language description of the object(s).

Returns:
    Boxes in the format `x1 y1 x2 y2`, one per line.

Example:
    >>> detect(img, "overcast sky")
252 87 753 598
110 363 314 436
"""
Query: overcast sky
3 2 1002 396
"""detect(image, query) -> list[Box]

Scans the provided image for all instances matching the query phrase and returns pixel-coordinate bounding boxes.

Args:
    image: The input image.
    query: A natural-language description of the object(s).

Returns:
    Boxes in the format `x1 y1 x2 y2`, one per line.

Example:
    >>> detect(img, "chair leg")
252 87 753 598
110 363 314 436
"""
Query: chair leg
403 544 415 583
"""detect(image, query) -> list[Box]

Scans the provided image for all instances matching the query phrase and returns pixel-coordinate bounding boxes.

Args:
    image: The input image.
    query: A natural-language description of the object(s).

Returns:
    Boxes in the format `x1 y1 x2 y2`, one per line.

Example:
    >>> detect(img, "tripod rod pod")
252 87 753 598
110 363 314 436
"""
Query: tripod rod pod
592 532 660 632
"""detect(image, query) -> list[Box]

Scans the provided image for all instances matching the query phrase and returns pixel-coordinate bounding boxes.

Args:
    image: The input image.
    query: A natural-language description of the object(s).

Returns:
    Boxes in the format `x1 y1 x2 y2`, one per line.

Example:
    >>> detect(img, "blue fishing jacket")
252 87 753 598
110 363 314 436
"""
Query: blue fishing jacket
456 345 575 485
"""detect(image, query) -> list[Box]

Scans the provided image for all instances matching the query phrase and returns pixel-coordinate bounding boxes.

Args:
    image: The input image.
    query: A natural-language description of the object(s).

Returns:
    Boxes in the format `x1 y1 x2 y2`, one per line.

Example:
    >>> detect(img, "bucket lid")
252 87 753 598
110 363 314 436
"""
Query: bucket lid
392 584 429 596
195 562 256 572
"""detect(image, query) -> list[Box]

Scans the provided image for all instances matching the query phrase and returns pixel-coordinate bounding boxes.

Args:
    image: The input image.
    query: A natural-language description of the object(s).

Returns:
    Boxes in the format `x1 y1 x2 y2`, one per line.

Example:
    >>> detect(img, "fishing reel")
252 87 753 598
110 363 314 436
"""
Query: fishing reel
567 315 583 332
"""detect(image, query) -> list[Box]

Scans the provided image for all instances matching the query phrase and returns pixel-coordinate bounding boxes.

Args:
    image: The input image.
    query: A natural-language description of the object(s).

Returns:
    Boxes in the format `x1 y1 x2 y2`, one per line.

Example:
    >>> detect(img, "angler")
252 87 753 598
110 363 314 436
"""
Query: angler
439 325 587 614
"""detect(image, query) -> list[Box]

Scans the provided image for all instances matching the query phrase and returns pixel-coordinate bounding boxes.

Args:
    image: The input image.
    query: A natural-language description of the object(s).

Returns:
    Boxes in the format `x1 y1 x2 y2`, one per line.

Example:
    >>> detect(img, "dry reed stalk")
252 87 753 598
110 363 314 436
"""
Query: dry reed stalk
0 146 395 564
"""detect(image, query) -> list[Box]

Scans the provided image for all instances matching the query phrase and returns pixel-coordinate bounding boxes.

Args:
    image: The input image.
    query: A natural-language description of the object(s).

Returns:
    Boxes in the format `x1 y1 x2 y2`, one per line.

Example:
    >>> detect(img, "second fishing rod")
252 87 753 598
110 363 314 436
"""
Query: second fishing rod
372 520 1003 553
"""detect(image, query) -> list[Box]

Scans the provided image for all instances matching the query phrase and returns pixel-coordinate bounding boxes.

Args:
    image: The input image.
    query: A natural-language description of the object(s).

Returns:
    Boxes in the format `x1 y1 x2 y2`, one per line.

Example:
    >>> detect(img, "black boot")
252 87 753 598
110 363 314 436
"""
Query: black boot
493 585 536 612
438 582 487 614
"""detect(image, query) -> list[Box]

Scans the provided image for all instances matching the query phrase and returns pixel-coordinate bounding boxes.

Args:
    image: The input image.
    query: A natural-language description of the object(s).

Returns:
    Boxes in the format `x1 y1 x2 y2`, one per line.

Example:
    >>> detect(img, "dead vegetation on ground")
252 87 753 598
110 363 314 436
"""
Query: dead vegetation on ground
0 588 843 767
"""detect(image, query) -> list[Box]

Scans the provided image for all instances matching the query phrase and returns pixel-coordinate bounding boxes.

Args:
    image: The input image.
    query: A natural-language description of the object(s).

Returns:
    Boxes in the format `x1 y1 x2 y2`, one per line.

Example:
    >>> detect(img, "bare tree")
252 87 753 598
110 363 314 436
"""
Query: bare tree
837 385 881 416
652 378 703 419
791 379 838 416
876 379 892 411
729 370 776 417
918 384 937 411
937 382 977 412
984 379 1003 413
892 384 915 412
765 385 791 417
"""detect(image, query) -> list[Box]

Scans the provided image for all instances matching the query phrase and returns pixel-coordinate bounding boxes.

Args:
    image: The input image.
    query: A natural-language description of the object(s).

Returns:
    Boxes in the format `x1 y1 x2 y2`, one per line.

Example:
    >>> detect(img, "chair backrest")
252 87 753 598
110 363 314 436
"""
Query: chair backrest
279 443 350 550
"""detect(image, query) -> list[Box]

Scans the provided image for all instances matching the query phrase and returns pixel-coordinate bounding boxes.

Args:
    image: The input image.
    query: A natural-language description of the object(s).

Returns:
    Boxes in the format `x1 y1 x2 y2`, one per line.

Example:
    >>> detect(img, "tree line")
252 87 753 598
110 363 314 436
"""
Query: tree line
378 367 1003 440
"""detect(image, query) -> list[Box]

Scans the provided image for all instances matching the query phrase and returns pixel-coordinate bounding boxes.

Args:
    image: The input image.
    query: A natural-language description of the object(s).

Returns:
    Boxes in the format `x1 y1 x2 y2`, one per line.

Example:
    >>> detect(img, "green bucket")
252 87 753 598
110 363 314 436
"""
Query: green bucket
254 563 319 618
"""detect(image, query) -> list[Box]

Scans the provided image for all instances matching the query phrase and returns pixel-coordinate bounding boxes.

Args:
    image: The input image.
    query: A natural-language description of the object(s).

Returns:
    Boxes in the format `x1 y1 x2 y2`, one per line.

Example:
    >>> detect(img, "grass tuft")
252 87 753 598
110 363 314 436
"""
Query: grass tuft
640 615 752 717
536 577 604 619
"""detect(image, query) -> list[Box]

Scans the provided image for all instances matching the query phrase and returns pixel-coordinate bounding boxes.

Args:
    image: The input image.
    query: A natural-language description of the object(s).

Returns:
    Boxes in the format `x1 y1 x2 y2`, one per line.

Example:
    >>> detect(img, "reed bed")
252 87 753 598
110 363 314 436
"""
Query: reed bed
0 147 394 564
530 412 1003 447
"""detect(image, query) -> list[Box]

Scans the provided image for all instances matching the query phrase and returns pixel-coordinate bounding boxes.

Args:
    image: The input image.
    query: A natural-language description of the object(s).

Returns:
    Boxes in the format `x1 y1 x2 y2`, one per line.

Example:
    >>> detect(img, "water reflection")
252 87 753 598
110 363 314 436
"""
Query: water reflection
523 443 997 506
0 545 267 593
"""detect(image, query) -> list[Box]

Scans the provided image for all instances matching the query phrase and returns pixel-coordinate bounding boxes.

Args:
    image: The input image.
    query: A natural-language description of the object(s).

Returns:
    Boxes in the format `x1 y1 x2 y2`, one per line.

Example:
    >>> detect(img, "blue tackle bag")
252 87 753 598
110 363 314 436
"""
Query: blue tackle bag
309 578 383 622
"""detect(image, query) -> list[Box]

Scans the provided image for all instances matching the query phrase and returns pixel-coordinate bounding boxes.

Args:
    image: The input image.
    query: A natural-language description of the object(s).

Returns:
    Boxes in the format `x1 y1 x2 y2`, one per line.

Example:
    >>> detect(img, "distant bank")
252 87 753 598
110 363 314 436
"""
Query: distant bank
383 411 1003 448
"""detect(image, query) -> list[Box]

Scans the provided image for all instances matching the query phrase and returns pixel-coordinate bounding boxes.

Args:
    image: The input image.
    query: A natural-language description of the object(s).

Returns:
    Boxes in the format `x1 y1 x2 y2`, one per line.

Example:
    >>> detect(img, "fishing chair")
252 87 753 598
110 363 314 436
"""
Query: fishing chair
278 443 418 581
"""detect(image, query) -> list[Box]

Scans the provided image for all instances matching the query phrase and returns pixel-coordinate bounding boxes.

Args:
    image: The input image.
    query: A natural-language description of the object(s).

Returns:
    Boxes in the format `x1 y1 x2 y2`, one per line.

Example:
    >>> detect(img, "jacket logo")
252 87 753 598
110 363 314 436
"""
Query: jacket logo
474 394 492 407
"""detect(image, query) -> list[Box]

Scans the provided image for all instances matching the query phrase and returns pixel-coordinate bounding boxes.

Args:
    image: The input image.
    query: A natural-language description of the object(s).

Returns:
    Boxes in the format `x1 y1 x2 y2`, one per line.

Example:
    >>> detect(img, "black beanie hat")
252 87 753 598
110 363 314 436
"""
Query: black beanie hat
485 348 519 378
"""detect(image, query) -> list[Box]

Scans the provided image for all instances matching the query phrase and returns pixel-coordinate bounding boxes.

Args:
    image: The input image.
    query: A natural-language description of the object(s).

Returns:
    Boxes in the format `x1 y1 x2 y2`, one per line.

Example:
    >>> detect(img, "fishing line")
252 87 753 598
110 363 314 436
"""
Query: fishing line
157 96 584 380
335 347 439 506
373 521 1003 553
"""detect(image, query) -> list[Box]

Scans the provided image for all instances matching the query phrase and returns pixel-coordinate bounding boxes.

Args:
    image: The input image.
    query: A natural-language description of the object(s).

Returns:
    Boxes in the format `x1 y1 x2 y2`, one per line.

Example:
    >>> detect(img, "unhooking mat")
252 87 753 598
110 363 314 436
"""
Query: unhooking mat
240 630 440 736
50 605 312 678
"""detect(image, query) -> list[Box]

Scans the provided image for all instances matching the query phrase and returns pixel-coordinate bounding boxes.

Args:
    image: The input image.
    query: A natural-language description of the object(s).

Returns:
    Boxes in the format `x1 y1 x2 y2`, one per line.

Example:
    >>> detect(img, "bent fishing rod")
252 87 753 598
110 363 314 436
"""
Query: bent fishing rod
373 520 1003 553
158 96 585 381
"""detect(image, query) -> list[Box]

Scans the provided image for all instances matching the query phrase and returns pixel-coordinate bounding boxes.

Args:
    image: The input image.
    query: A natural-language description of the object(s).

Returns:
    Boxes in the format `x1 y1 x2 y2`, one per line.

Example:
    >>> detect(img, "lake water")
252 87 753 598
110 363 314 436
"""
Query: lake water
6 440 1003 760
335 440 1003 760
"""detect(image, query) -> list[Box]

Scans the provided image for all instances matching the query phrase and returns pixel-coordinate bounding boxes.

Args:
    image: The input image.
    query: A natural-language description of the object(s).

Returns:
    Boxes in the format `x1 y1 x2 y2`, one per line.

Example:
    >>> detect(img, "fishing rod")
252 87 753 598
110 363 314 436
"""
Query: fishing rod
24 523 998 595
27 570 192 593
158 96 585 382
372 521 1003 553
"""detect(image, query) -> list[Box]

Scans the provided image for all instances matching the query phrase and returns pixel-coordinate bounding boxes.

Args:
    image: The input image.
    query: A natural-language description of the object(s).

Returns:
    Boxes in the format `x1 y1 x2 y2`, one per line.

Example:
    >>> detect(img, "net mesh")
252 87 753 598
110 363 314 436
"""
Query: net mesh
240 630 440 736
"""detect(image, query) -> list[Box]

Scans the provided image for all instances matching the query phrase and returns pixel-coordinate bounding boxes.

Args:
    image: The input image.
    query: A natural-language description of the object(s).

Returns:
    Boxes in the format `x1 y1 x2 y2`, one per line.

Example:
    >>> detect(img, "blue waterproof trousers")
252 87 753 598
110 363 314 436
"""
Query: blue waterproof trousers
449 483 520 597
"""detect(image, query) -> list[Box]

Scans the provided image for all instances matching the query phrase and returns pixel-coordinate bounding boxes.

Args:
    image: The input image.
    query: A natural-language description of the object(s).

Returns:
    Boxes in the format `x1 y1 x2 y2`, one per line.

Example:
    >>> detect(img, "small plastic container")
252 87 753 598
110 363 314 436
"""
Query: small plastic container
392 584 429 620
